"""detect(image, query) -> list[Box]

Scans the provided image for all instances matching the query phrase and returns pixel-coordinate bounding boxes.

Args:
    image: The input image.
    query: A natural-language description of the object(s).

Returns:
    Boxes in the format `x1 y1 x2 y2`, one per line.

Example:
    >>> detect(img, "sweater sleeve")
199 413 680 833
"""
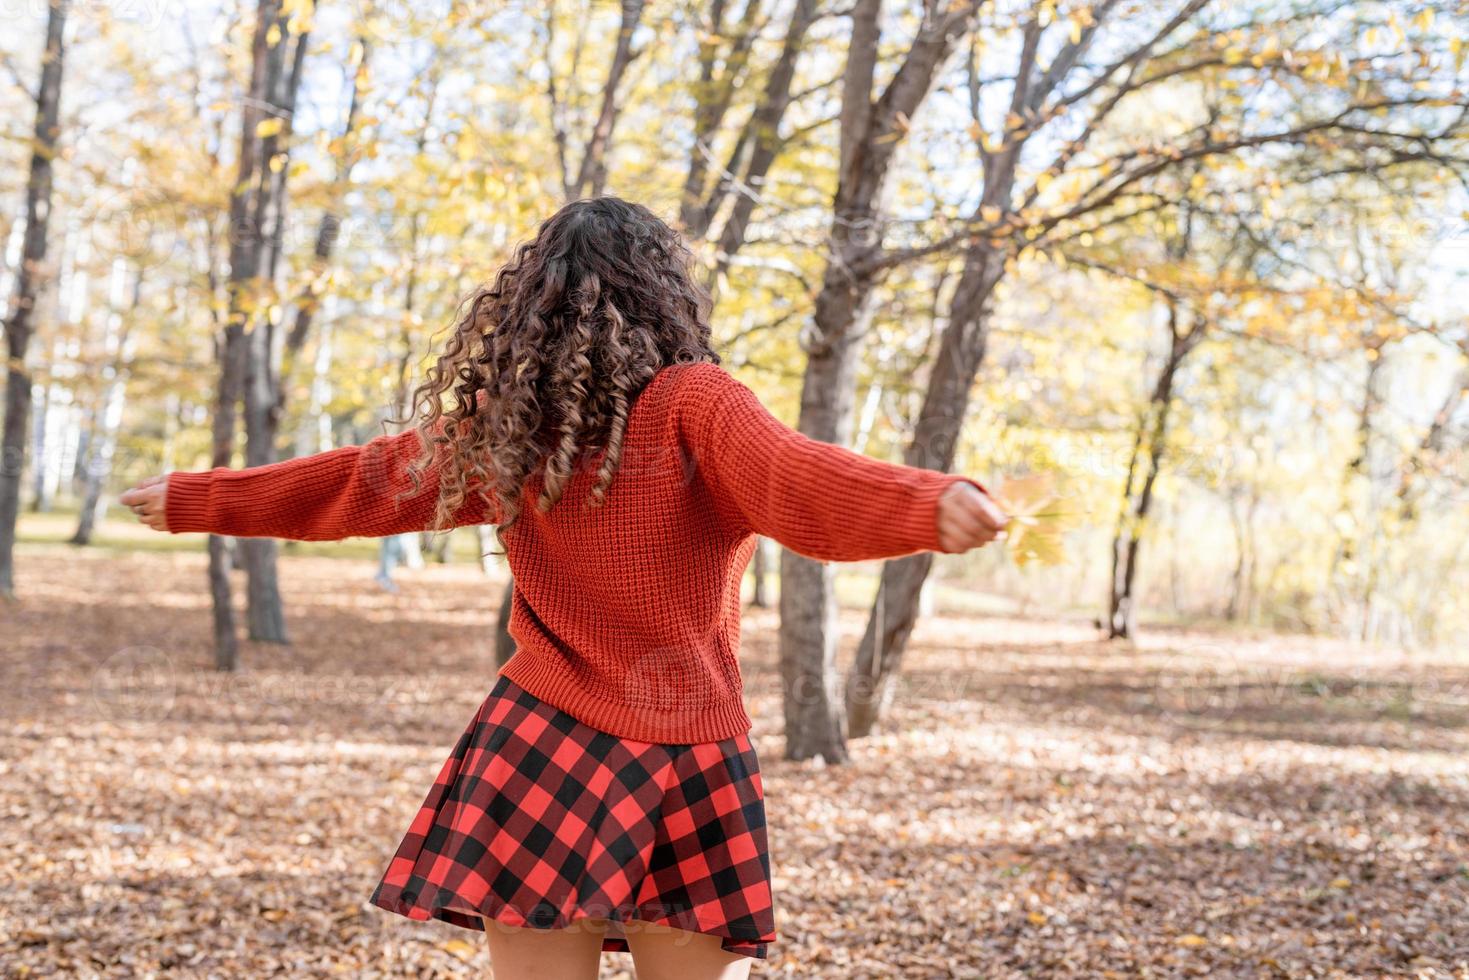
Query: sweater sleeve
673 362 988 561
163 421 497 541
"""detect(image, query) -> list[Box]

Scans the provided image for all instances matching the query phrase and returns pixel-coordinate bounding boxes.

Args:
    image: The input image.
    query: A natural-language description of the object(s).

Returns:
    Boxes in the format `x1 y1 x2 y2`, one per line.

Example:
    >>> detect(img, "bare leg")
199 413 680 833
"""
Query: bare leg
623 919 754 980
482 915 606 980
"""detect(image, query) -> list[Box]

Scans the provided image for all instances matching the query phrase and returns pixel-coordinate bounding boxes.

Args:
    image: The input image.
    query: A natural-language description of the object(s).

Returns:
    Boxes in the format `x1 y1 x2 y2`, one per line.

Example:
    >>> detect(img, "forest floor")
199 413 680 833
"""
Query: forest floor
3 539 1467 978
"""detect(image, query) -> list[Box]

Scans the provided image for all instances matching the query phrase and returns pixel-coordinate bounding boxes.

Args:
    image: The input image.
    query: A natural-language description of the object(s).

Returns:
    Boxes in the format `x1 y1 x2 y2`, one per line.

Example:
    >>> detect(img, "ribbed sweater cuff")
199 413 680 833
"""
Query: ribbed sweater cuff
907 473 990 555
498 653 755 745
165 470 219 534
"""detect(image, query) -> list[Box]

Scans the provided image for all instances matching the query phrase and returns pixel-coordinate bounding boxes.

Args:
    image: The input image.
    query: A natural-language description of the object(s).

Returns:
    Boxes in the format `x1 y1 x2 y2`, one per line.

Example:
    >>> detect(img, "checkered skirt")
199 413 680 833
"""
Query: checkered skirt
369 672 777 959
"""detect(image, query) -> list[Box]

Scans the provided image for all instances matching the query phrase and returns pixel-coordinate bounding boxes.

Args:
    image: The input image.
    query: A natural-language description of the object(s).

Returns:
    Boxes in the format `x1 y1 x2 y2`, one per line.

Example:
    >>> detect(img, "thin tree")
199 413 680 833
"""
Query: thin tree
1106 293 1208 640
238 4 311 644
205 0 297 668
70 263 142 545
0 0 69 599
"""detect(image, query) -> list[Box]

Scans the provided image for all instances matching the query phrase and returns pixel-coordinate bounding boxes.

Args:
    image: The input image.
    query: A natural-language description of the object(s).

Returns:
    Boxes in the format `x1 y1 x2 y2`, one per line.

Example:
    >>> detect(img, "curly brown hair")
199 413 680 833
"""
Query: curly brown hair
396 197 719 545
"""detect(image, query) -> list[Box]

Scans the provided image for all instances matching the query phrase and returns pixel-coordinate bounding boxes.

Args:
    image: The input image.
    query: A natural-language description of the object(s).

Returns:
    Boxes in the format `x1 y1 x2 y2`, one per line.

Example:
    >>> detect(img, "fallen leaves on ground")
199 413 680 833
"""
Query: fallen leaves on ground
2 544 1467 977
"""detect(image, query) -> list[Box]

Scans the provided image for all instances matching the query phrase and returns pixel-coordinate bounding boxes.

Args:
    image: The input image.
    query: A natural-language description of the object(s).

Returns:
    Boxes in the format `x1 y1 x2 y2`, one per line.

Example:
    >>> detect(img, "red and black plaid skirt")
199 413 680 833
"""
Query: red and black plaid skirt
369 672 777 959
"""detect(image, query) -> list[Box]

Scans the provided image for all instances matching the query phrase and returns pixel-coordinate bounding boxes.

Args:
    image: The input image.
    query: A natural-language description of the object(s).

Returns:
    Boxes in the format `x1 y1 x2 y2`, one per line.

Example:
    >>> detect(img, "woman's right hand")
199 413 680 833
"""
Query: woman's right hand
936 480 1008 553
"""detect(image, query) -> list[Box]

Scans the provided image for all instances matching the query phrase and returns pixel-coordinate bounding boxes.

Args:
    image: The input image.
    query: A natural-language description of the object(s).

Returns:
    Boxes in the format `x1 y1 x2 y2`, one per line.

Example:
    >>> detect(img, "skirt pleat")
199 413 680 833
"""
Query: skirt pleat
369 672 777 959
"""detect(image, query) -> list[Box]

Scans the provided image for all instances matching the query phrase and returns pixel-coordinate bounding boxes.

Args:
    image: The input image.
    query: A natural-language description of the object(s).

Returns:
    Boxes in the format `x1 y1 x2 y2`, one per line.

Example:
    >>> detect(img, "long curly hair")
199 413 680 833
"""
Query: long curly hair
395 197 719 546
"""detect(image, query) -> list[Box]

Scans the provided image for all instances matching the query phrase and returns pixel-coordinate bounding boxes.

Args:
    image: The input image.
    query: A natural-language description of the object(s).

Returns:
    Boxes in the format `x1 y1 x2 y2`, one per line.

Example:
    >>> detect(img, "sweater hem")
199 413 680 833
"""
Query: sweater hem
498 651 754 745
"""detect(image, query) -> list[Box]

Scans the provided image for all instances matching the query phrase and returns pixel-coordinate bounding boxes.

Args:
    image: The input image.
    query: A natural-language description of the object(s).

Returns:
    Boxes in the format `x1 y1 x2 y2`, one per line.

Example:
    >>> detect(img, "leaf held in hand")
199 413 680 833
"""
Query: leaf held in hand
991 472 1080 567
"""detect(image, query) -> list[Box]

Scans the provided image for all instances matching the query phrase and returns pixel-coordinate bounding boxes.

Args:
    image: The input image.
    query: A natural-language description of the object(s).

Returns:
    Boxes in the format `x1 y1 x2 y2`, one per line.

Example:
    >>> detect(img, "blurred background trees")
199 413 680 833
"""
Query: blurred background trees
1 0 1465 762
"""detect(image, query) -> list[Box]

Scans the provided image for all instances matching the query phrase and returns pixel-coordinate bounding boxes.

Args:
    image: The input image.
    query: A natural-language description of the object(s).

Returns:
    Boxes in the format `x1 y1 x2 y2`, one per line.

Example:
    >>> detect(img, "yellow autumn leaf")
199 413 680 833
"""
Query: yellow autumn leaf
1027 911 1047 926
990 472 1080 567
1177 934 1208 947
981 205 1002 224
256 117 284 138
439 938 479 958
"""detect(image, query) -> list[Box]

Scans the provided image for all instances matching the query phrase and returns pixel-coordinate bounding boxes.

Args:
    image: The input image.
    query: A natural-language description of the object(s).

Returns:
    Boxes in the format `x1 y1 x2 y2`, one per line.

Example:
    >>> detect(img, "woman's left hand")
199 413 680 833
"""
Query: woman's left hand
119 475 170 532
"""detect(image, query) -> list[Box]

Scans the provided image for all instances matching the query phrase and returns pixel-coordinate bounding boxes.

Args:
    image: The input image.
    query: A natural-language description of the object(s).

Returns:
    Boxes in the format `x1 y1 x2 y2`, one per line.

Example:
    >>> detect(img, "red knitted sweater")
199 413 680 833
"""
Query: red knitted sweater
164 361 983 743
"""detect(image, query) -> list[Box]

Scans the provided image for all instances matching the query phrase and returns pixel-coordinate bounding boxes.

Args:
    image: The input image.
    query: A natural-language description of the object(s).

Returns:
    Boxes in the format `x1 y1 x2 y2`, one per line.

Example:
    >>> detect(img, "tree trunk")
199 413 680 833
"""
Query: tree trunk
241 14 309 644
1225 494 1245 621
0 0 68 598
1396 362 1466 522
495 578 516 670
1107 305 1203 639
476 525 496 576
209 0 280 669
1324 350 1382 632
750 535 769 607
780 282 867 762
779 0 979 762
845 245 1002 737
27 365 52 513
71 263 140 545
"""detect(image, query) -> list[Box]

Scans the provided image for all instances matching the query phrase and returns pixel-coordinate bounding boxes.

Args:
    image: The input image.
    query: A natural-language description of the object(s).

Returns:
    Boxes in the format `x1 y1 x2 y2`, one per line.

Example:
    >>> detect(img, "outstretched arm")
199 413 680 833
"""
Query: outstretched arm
120 421 496 541
674 363 1006 562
